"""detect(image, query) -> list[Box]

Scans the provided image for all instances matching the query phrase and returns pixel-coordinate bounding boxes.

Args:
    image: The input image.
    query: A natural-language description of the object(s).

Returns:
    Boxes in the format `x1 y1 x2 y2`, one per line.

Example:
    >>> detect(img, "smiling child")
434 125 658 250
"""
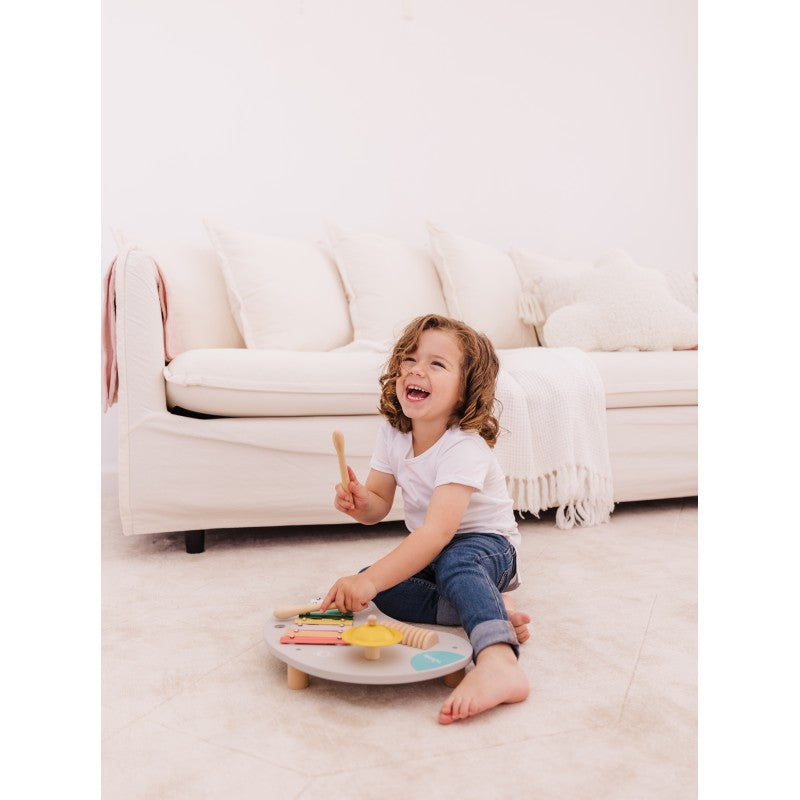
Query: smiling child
321 314 530 724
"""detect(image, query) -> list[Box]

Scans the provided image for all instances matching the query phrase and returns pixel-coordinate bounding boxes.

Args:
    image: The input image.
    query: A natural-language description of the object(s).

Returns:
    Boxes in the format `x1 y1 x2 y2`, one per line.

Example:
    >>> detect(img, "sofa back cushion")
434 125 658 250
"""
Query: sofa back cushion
112 228 245 351
326 224 447 342
205 220 353 350
427 223 538 349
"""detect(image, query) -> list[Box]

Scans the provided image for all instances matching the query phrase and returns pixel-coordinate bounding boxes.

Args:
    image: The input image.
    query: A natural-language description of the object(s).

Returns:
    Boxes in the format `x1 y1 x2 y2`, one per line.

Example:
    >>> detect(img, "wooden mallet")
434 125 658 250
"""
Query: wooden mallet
332 430 351 505
273 602 334 620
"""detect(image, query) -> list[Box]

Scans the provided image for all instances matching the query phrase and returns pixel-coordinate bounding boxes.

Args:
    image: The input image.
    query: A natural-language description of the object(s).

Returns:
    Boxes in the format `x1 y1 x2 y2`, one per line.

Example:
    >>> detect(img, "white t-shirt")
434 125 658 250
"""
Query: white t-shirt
370 420 521 552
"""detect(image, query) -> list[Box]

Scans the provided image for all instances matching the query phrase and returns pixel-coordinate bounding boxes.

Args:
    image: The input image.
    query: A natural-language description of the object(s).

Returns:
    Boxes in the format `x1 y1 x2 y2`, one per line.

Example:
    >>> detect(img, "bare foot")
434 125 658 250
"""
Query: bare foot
509 611 531 644
502 594 531 644
438 644 529 724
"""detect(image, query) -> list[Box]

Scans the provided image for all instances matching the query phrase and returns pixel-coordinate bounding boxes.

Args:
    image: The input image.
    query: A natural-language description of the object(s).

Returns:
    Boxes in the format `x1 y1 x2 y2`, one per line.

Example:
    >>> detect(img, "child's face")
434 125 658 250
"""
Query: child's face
397 328 463 430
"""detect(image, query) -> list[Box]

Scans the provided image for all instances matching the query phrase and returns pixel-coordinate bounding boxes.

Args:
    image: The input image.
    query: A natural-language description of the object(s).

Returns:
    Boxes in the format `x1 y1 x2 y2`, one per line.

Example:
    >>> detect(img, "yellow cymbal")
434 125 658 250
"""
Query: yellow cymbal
341 615 403 648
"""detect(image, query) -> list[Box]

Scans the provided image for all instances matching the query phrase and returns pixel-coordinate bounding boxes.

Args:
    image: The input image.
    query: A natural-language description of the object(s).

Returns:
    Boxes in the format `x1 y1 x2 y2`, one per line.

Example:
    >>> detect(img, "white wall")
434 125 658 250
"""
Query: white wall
101 0 697 470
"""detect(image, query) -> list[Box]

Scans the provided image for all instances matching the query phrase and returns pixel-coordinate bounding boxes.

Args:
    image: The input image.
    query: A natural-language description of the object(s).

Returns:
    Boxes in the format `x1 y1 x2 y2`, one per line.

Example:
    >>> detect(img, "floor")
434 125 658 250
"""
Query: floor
101 476 697 800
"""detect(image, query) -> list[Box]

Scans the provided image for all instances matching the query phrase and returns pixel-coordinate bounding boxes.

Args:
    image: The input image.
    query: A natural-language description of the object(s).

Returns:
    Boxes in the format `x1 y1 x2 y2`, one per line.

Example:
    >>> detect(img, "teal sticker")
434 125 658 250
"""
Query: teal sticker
410 651 464 671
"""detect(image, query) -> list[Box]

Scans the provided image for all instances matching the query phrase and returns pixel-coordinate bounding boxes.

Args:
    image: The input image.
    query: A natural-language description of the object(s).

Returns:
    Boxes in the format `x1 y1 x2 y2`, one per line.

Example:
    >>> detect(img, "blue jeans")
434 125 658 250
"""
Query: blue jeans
364 532 519 661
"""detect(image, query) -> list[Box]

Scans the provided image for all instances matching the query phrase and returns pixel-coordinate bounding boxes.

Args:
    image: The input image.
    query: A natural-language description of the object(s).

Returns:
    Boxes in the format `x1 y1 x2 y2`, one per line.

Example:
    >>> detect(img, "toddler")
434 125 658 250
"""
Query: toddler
321 314 530 724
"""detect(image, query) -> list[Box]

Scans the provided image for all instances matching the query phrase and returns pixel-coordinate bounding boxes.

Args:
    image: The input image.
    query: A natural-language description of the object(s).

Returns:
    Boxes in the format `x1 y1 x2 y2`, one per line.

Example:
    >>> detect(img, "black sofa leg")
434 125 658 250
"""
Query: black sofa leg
184 530 206 554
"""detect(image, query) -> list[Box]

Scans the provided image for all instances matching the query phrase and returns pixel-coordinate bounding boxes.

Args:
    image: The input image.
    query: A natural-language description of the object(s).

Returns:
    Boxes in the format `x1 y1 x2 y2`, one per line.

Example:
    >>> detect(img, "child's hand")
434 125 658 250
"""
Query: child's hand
320 573 378 613
334 466 369 518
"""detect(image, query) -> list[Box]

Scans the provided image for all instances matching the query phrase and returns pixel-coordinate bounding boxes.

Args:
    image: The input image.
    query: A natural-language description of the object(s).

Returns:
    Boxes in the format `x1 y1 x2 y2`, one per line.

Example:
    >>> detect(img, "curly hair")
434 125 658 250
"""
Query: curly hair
378 314 501 447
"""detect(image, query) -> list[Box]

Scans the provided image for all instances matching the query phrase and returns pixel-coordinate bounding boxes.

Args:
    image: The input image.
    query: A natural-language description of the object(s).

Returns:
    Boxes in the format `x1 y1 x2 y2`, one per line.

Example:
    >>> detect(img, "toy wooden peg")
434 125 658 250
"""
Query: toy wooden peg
287 665 309 690
443 668 466 688
332 430 351 504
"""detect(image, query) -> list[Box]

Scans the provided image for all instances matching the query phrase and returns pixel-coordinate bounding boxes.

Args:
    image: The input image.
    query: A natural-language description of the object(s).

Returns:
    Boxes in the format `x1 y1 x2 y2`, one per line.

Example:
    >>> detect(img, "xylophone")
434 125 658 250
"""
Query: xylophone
279 608 354 646
265 602 472 690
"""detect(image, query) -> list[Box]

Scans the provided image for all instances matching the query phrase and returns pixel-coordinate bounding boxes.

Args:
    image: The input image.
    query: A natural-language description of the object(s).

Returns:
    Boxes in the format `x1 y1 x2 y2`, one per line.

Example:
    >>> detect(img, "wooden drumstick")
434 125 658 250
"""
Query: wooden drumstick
273 602 338 620
332 430 351 504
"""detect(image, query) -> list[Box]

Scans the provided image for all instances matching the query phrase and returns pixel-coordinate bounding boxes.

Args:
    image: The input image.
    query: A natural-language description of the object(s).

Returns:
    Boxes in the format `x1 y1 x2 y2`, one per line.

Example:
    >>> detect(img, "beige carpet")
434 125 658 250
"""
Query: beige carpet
102 475 696 799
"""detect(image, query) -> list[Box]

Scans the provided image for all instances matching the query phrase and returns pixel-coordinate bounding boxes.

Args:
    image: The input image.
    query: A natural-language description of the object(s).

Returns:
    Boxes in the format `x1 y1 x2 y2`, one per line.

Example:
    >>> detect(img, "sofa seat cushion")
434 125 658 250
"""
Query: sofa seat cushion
587 350 697 408
164 348 697 418
164 348 388 417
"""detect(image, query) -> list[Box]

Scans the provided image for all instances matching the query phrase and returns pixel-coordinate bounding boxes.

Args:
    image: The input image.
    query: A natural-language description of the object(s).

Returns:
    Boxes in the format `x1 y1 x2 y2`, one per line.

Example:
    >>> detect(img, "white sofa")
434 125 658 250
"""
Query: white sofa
108 223 697 553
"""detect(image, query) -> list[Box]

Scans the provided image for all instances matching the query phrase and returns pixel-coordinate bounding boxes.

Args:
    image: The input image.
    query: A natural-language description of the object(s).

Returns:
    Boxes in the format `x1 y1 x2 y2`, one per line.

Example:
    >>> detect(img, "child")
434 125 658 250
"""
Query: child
320 314 530 724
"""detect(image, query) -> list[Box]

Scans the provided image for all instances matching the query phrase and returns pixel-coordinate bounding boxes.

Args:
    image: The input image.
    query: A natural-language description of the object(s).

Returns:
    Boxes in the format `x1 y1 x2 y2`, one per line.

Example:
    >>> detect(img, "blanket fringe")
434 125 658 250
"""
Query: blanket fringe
506 466 615 530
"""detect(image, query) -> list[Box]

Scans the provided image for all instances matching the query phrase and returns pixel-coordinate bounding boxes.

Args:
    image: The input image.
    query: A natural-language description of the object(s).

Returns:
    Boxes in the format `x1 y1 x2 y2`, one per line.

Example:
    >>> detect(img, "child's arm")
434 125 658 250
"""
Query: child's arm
335 467 397 525
321 482 474 613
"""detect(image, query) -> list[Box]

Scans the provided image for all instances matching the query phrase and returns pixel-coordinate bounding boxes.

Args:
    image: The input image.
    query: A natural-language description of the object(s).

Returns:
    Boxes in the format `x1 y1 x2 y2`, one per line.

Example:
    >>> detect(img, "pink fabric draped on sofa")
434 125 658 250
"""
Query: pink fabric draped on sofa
102 251 182 411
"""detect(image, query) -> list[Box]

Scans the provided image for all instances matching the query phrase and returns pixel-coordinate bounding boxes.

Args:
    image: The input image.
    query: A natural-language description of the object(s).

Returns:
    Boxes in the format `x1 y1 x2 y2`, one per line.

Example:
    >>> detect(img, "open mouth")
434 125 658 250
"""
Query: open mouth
405 384 430 402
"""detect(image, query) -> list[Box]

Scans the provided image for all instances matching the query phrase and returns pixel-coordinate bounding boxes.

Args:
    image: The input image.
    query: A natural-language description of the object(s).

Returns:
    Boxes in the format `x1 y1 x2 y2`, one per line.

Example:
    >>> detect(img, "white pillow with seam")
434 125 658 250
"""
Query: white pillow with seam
427 222 537 348
326 223 447 342
205 220 353 351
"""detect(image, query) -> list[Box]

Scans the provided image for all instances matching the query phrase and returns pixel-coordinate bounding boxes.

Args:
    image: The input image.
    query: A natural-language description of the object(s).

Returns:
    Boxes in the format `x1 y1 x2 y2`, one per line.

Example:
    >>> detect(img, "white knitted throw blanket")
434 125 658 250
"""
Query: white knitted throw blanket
494 347 614 529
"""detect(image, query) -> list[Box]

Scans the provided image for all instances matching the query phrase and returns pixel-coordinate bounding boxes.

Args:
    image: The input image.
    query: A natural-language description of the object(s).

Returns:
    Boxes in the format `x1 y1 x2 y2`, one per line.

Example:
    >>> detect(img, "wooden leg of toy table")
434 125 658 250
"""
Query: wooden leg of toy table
443 668 466 688
287 665 309 690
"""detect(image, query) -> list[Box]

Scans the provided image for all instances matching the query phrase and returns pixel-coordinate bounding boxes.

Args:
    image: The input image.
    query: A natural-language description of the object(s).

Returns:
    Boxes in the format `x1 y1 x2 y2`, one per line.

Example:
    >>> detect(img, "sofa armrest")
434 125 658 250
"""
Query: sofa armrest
114 247 170 424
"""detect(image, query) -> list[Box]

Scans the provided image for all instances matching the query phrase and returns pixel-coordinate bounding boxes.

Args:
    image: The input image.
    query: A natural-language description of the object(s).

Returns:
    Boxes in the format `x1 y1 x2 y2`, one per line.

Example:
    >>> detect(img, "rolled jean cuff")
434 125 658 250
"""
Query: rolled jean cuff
469 619 519 661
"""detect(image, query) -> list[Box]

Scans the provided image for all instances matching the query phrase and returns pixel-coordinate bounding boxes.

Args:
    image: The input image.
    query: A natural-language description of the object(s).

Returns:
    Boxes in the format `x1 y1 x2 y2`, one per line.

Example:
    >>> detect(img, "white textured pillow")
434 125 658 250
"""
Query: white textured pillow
542 250 698 352
662 270 699 313
510 249 594 344
514 247 698 341
111 228 245 351
326 224 447 342
427 223 537 348
205 220 353 351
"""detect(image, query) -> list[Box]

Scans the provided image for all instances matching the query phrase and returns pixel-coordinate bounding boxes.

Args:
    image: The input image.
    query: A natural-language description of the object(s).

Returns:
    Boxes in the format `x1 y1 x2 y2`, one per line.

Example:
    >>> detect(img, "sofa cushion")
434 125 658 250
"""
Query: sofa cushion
205 220 353 351
427 223 538 349
326 224 448 342
163 347 697 417
587 350 697 408
111 228 245 351
164 348 388 417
